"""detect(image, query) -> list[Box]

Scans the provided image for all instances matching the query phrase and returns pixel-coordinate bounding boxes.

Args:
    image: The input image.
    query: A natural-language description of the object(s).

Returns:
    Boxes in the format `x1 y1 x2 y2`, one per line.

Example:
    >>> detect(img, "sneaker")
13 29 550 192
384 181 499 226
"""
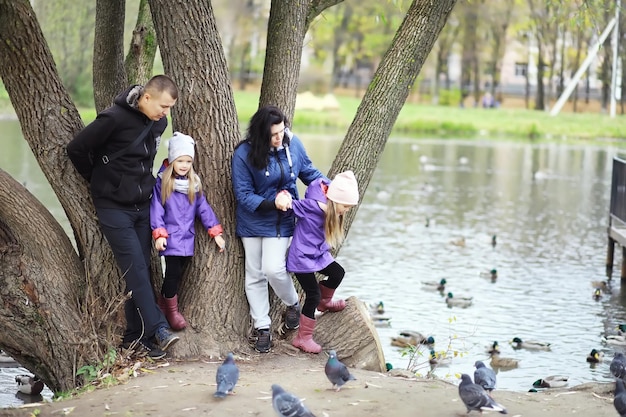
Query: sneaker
285 304 300 330
155 327 180 351
121 339 166 360
255 329 272 353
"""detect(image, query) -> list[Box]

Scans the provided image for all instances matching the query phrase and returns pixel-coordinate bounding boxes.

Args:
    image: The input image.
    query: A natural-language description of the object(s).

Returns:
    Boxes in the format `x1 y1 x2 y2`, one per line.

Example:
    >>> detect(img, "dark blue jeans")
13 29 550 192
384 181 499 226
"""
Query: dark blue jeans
96 207 168 343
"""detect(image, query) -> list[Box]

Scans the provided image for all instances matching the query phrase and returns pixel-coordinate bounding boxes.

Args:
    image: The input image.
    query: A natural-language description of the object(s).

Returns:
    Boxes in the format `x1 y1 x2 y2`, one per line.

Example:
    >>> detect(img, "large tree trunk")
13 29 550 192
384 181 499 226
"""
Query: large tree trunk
93 0 127 112
125 0 157 86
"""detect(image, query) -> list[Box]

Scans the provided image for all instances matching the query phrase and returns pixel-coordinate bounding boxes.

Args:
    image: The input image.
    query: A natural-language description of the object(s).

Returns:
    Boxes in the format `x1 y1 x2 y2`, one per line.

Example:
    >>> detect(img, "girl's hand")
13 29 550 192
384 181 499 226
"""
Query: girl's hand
155 237 167 251
215 235 226 253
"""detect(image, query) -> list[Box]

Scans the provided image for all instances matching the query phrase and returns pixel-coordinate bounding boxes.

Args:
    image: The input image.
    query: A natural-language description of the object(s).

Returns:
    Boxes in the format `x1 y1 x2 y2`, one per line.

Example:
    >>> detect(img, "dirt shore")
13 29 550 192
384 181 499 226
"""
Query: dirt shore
0 342 620 417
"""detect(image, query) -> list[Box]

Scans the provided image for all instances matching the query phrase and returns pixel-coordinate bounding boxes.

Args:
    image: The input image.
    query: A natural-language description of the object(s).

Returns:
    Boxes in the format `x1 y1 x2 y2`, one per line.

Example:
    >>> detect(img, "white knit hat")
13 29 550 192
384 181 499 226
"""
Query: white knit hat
327 170 359 205
168 132 195 163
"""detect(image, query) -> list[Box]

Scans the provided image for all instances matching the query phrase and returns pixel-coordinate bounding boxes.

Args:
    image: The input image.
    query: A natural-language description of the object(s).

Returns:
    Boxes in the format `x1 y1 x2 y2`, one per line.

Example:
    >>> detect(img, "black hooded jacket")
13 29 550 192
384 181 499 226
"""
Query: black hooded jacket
67 85 167 210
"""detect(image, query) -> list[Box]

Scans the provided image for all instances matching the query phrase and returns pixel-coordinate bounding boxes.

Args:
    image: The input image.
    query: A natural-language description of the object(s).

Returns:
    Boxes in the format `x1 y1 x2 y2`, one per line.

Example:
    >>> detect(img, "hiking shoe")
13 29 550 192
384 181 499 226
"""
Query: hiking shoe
155 327 180 351
285 304 300 330
255 329 272 353
121 339 166 360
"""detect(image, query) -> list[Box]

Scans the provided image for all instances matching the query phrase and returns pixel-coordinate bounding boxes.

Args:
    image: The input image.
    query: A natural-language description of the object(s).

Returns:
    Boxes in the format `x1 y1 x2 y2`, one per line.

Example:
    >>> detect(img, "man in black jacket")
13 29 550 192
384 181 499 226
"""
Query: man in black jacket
67 75 180 359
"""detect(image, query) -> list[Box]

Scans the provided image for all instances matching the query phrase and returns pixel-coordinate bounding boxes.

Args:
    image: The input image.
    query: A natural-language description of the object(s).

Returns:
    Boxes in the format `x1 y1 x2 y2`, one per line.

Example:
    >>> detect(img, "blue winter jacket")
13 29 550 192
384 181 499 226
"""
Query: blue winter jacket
231 134 324 237
151 160 222 256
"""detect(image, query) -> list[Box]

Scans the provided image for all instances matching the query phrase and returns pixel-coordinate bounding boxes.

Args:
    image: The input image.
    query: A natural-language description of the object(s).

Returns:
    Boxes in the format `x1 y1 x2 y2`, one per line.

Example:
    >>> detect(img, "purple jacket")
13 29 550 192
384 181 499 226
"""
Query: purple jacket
151 162 222 257
286 178 334 273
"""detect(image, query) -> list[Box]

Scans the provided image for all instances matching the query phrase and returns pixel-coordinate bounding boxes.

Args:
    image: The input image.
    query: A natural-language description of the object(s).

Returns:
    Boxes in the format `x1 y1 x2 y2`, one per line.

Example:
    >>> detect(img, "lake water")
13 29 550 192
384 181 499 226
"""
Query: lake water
1 118 626 407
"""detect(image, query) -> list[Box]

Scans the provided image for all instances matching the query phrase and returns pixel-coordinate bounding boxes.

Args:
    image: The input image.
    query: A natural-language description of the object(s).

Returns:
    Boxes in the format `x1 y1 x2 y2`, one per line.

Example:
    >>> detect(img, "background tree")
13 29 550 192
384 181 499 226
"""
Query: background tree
0 0 458 392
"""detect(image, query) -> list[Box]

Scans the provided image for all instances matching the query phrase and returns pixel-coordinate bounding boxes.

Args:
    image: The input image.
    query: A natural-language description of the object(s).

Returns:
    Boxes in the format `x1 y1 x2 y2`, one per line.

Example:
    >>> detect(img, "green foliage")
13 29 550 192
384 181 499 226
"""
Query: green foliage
76 348 118 384
438 88 462 106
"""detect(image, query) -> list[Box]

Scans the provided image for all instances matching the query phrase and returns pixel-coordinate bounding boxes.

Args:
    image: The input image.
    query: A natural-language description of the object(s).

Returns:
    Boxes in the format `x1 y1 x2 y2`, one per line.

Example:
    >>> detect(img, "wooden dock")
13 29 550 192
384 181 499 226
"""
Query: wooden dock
607 156 626 279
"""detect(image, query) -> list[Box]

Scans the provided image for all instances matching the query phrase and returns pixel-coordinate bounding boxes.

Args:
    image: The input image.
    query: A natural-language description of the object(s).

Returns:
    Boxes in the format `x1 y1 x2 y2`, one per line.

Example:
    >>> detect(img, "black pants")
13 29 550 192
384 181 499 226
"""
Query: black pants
97 207 168 343
294 261 345 319
162 256 191 298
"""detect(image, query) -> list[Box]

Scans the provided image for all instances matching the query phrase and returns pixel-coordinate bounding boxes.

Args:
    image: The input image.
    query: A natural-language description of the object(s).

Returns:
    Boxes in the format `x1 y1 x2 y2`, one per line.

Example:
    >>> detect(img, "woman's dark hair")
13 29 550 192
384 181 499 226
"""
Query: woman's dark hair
243 105 289 170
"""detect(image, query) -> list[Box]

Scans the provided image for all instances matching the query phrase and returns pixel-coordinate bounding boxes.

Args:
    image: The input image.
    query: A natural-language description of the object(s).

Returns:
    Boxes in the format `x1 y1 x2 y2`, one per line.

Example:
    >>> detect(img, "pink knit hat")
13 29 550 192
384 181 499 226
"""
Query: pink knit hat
327 170 359 205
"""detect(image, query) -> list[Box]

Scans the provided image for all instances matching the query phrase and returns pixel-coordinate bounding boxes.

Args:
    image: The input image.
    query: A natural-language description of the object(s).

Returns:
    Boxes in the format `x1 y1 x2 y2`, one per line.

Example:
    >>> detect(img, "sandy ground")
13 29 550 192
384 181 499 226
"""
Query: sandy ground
0 341 620 417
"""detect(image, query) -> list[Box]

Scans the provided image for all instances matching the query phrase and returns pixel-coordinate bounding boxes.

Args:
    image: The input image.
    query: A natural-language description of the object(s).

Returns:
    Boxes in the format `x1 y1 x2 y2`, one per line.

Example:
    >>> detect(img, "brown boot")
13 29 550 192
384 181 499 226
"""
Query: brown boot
292 315 321 353
160 295 187 330
317 285 346 312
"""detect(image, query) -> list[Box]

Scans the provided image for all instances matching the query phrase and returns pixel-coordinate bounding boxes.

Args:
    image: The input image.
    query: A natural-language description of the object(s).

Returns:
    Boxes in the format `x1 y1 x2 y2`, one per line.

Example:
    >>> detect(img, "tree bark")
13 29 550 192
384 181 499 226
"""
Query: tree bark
93 0 128 112
125 0 157 86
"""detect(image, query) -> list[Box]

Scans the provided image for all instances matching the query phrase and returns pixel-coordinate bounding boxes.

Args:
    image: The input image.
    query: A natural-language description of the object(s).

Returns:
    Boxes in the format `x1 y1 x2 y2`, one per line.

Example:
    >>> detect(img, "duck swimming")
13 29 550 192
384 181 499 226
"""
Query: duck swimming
422 278 446 292
489 351 519 369
15 374 44 395
390 331 435 348
586 348 604 363
511 337 551 351
532 375 569 389
479 269 498 281
485 341 501 354
445 292 473 308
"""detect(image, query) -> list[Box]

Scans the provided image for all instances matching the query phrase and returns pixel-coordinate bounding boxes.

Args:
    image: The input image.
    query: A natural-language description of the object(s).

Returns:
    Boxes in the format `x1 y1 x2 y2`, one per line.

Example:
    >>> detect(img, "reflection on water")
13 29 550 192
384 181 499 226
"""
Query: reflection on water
2 120 626 400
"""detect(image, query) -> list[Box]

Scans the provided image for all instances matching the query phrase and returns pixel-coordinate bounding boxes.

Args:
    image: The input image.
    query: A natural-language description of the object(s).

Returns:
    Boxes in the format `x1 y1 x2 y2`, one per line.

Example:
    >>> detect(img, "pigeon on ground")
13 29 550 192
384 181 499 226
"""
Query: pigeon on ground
611 352 626 379
271 384 316 417
458 373 507 415
615 378 626 417
325 349 356 391
15 374 44 395
214 352 239 398
474 360 497 394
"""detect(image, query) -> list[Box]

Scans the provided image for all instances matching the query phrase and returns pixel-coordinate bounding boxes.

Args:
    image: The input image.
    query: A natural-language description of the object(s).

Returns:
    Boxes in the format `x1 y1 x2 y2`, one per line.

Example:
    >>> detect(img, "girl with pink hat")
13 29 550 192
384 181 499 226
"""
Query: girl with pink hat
277 170 359 353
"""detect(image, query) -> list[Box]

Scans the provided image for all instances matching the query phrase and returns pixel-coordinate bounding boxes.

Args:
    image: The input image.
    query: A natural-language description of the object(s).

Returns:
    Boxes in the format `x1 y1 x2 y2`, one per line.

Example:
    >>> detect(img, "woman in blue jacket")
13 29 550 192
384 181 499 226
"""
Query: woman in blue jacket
151 132 226 330
231 105 325 353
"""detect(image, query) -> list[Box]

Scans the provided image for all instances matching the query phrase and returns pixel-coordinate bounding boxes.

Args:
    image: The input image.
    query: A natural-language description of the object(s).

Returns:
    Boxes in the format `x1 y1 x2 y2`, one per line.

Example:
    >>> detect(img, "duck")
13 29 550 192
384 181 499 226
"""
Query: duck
445 292 473 308
593 288 602 300
421 278 446 292
369 301 385 315
428 349 453 366
510 337 551 351
479 269 498 281
485 341 501 355
390 331 435 348
15 374 44 395
591 280 611 293
602 333 626 346
532 375 569 389
491 234 497 247
586 348 604 363
489 351 519 369
450 237 466 247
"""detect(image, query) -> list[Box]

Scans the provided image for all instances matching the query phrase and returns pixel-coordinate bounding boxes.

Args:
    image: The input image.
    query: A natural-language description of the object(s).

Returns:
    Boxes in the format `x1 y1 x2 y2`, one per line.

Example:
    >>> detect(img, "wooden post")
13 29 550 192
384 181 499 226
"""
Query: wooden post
607 237 615 278
622 245 626 281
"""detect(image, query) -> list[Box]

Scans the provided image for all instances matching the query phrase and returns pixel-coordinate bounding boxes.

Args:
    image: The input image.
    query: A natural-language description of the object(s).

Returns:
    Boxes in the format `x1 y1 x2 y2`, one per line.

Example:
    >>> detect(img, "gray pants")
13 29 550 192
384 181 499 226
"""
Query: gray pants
241 237 299 330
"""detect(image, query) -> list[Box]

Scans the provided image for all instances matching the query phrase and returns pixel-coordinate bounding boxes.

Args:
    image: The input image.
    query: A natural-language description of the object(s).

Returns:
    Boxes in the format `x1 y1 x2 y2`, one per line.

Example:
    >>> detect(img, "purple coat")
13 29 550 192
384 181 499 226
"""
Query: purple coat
151 167 222 257
286 178 334 273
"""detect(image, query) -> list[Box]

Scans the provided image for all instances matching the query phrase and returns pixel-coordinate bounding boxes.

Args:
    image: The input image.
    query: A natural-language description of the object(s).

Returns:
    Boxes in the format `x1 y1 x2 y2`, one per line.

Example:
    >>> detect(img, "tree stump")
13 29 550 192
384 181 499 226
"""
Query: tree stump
314 296 386 372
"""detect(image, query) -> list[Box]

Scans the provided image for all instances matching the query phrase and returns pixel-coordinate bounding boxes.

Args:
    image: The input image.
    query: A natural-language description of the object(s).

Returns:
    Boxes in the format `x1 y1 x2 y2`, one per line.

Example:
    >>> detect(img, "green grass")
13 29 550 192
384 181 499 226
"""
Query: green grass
5 88 625 142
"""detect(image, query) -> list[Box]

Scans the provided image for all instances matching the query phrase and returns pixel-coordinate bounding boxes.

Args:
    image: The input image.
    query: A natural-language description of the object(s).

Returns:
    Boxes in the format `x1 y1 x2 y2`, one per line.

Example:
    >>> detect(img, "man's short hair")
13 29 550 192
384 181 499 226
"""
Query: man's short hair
145 75 179 100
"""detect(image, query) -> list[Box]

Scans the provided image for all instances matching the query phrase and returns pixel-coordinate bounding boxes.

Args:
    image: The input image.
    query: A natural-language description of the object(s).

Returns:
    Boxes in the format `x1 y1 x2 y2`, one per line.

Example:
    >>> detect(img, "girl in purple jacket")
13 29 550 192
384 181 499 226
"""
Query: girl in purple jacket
151 132 226 330
278 171 359 353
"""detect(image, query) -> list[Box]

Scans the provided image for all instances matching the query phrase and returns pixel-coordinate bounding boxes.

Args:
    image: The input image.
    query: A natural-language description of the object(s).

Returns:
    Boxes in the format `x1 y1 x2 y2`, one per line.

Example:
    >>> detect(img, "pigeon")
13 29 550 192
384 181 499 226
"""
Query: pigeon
15 374 44 395
214 352 239 398
458 373 507 415
615 378 626 417
611 352 626 379
474 360 497 394
325 349 356 391
271 384 316 417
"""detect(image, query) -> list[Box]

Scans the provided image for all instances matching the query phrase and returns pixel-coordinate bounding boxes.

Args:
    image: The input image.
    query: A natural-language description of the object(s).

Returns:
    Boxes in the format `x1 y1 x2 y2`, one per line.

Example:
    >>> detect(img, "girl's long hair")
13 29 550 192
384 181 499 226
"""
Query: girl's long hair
324 199 346 248
160 162 202 205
